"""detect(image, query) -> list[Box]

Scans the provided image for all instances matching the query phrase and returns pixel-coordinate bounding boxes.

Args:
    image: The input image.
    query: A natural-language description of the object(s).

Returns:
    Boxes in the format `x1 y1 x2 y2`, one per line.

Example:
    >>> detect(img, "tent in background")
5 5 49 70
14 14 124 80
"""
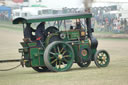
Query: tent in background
0 6 11 19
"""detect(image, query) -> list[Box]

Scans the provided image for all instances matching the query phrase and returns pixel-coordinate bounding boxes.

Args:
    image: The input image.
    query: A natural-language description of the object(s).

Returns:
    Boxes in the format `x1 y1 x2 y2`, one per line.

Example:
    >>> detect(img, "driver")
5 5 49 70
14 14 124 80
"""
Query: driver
76 22 81 29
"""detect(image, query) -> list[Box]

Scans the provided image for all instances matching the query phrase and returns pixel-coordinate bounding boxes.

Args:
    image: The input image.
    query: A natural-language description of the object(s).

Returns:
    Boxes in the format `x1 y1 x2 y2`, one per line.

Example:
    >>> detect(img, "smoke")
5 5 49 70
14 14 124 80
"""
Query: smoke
83 0 94 12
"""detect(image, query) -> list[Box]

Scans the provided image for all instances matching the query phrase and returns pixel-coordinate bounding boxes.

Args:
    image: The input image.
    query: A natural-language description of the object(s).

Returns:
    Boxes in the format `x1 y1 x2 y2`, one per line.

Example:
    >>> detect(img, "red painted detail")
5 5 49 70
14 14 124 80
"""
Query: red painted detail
36 37 42 40
81 50 87 56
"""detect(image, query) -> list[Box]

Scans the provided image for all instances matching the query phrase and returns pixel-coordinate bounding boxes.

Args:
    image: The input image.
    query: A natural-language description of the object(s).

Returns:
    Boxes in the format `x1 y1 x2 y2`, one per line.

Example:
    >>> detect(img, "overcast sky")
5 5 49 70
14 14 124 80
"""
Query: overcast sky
41 0 128 8
42 0 82 8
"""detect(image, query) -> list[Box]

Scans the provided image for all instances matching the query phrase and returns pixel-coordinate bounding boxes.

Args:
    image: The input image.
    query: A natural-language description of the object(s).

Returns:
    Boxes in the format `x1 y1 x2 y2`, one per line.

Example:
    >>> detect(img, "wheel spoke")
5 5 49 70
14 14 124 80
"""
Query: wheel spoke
60 48 64 53
56 60 57 66
51 59 57 64
60 45 66 53
62 50 67 55
63 58 68 63
64 55 70 57
50 56 55 59
59 60 61 69
62 62 66 66
57 46 60 54
50 52 58 56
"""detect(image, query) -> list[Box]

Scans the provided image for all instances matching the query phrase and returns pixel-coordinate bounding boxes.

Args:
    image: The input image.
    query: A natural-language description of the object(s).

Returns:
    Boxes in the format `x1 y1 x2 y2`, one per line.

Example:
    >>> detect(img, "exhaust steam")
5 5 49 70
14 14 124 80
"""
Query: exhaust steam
83 0 94 12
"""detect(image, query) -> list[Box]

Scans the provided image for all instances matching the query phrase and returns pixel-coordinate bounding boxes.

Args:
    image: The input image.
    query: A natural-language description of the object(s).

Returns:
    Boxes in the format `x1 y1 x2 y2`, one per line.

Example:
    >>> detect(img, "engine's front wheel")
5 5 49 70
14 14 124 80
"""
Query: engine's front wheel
94 50 110 68
77 60 91 68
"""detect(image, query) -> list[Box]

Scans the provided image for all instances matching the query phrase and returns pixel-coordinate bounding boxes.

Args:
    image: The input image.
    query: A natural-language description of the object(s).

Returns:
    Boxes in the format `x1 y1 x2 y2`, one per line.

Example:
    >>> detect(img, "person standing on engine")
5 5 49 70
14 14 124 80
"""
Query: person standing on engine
35 22 46 47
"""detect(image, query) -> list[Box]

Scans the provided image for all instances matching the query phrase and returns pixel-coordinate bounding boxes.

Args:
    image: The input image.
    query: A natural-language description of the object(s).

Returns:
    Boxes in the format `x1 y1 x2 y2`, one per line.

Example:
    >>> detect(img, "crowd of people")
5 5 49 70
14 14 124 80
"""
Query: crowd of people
91 8 128 33
0 13 10 21
93 15 126 33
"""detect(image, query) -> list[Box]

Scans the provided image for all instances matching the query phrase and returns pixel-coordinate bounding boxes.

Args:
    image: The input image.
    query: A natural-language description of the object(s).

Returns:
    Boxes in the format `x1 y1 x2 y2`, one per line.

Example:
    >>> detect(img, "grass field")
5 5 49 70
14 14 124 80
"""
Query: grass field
0 28 128 85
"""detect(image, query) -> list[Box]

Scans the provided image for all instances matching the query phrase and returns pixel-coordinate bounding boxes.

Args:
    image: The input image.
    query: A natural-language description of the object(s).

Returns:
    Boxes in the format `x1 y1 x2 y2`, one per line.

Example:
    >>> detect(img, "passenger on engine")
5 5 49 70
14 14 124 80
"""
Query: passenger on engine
24 23 36 42
35 22 46 47
70 25 74 30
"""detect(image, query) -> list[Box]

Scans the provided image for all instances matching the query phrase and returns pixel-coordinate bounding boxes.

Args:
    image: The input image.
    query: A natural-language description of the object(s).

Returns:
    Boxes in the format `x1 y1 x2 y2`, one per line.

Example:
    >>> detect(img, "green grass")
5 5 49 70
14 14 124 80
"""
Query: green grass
0 37 128 85
0 21 23 31
98 38 128 40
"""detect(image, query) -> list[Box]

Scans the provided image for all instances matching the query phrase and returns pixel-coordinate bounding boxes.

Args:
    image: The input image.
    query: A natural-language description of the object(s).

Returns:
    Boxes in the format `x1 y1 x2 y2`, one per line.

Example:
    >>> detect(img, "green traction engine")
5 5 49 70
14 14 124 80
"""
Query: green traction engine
13 13 110 72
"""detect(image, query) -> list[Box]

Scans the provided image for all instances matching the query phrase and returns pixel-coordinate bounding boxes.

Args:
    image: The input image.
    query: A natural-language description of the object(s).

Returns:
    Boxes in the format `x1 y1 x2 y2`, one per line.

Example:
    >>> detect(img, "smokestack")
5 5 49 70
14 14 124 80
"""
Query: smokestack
83 0 94 13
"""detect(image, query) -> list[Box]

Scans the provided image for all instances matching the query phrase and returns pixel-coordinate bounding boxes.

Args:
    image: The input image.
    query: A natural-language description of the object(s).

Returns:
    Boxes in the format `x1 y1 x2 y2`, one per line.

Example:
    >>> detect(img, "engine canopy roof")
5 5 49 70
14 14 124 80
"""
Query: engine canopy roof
13 13 92 24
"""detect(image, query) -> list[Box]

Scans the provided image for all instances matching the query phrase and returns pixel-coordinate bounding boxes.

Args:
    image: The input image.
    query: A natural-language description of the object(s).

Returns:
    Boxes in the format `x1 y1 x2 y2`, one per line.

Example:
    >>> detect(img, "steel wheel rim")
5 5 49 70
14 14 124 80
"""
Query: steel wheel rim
44 41 74 72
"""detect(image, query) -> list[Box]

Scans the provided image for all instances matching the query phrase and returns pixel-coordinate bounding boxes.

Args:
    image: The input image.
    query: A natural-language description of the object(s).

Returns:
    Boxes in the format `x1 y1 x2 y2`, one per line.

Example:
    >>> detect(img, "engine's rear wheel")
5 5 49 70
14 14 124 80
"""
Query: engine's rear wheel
94 50 110 68
44 41 74 72
32 67 50 72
